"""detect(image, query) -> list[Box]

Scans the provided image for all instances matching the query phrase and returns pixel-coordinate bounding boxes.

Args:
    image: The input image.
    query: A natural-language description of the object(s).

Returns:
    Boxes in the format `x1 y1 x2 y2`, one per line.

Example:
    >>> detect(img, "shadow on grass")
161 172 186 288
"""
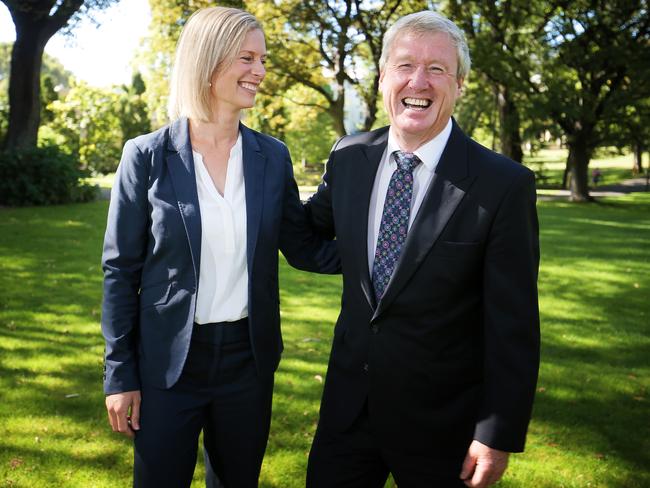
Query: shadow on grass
1 197 649 487
531 198 650 483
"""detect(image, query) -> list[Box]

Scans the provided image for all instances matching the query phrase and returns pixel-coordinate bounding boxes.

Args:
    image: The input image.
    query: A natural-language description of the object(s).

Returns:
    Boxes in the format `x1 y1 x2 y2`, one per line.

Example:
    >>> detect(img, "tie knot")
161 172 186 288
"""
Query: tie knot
393 151 421 172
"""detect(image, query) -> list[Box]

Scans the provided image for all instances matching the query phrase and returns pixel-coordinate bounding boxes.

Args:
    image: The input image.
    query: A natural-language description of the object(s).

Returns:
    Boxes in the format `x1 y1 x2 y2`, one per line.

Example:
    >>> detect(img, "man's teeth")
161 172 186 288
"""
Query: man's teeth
240 82 258 91
403 98 431 108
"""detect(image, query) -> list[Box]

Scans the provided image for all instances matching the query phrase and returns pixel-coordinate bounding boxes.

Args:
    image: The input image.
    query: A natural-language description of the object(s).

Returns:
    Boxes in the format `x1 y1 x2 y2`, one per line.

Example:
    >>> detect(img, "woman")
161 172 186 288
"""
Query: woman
101 7 338 487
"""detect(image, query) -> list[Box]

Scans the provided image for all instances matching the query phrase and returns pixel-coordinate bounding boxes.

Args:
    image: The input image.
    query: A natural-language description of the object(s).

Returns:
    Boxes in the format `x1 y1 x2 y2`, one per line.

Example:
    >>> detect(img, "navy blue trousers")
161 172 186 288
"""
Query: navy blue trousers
133 319 274 488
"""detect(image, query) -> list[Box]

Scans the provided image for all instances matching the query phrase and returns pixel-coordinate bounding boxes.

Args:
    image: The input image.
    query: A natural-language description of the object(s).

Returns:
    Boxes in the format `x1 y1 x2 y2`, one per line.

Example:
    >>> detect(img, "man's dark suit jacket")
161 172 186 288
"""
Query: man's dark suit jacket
306 120 540 457
101 117 338 395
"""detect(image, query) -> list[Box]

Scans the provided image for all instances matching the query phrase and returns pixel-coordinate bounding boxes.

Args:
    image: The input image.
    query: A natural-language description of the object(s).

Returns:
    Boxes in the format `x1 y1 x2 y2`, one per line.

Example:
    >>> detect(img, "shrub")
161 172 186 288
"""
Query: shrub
0 144 99 206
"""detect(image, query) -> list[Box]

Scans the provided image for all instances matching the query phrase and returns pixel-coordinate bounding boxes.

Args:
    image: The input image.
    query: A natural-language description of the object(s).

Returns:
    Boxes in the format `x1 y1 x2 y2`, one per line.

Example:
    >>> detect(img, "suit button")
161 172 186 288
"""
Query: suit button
371 325 379 334
363 363 369 372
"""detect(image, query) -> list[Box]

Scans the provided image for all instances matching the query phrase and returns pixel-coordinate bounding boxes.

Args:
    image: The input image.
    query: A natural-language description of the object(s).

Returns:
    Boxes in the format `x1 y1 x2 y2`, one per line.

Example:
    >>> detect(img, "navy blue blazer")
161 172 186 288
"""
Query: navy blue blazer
101 118 338 395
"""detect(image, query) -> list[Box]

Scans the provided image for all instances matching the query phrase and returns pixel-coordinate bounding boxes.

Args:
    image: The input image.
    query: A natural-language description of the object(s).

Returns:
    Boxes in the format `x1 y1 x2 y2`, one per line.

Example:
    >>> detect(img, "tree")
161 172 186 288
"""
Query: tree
447 0 563 163
531 0 650 201
626 102 650 175
603 98 650 175
43 74 150 174
454 75 500 147
119 72 151 146
0 42 73 143
251 0 430 137
1 0 118 150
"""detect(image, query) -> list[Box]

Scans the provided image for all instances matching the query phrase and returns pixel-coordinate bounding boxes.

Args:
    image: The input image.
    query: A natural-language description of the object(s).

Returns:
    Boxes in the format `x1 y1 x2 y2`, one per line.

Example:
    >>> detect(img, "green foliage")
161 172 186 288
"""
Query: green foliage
247 84 337 165
0 42 72 142
283 107 337 165
119 73 152 149
446 0 650 197
0 195 649 486
250 0 430 136
0 145 98 206
43 81 123 174
42 74 150 175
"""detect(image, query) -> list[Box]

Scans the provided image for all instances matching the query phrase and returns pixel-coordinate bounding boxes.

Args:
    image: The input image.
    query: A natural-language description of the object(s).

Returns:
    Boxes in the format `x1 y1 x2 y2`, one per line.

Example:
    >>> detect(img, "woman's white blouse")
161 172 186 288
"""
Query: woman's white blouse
192 134 248 324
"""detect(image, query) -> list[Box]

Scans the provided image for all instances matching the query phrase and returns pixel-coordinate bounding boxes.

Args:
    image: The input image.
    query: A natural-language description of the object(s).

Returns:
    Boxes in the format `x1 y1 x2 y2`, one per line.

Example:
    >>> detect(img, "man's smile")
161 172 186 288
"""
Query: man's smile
402 97 432 110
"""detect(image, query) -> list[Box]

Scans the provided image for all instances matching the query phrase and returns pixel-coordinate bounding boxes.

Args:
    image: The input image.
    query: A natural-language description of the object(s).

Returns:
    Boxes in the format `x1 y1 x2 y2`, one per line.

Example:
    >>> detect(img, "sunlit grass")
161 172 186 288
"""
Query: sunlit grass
524 147 645 189
85 173 115 189
1 194 649 487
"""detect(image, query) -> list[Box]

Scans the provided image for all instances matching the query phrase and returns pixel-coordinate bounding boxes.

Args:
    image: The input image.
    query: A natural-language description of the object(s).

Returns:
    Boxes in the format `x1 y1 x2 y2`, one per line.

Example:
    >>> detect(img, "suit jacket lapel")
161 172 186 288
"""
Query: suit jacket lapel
356 129 389 310
240 124 266 276
166 117 202 282
372 120 475 321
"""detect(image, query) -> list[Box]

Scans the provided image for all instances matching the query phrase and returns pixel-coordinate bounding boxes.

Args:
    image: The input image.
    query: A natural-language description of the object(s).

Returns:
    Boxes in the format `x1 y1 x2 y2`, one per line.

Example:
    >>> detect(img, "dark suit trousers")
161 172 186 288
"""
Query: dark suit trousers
307 403 466 488
133 319 274 488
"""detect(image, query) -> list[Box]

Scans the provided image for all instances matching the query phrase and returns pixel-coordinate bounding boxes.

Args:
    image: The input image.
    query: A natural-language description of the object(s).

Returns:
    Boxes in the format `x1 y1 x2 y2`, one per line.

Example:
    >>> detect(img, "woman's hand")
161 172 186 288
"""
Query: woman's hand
105 390 141 438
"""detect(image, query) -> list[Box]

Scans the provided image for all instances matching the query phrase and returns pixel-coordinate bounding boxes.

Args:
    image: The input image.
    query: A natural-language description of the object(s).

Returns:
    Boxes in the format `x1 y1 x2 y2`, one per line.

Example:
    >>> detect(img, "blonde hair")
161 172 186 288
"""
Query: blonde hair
380 11 471 80
167 7 263 122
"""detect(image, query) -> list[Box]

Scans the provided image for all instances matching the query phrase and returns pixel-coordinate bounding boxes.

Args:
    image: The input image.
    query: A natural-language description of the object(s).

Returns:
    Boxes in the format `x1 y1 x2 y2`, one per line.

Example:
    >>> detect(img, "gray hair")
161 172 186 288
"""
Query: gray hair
379 11 471 79
168 7 263 122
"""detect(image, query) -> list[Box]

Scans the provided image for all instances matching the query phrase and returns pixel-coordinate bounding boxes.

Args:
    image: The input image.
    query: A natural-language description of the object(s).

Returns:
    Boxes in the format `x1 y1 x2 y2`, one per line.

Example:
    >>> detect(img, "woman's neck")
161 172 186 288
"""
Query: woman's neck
189 111 240 150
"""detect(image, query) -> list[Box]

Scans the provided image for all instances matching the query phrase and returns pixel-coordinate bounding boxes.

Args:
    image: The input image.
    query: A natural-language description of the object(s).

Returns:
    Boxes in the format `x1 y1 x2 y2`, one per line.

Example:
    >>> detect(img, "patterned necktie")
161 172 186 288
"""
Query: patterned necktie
371 151 421 301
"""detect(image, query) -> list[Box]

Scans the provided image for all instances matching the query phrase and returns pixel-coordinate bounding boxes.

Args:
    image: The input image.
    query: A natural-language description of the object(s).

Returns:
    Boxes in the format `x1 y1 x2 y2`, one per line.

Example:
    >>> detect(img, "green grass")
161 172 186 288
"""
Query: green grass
1 194 649 487
524 148 645 189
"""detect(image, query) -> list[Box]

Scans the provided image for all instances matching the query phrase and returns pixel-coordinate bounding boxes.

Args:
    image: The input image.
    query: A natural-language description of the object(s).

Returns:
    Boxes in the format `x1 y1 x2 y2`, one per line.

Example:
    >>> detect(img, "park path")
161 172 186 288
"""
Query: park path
536 177 649 201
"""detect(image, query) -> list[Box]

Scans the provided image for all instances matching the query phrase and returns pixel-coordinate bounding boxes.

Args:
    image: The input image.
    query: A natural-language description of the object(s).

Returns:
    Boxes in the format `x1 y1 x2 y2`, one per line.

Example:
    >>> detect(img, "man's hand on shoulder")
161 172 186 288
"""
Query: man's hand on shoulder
105 390 141 439
460 440 509 488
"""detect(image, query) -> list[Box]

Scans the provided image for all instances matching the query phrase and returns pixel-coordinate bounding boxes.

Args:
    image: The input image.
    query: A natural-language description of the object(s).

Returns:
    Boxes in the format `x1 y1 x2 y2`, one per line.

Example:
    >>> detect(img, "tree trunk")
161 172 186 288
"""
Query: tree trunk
3 26 48 150
329 95 347 137
2 0 85 151
566 138 593 202
497 84 523 163
632 142 643 175
362 73 380 132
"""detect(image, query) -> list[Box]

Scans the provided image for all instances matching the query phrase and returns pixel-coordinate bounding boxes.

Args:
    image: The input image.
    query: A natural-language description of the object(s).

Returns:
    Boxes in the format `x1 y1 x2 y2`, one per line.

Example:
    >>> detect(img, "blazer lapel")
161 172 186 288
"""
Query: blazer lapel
356 129 389 310
372 120 475 322
166 117 202 282
240 124 266 276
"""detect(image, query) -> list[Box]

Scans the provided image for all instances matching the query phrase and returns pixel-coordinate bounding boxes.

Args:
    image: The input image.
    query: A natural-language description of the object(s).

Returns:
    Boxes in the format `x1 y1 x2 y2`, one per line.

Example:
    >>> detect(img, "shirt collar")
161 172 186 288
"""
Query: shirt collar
192 131 243 161
387 118 453 172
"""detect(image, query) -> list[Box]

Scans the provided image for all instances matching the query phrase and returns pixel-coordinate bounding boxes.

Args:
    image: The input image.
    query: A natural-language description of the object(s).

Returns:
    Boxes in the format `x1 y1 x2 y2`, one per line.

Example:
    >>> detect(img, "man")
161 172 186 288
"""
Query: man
305 10 540 488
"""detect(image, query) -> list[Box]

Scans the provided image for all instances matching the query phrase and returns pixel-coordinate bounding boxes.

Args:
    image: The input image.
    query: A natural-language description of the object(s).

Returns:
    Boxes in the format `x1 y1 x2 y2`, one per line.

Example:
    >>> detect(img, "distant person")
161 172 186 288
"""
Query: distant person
100 7 338 487
305 10 540 487
592 168 602 186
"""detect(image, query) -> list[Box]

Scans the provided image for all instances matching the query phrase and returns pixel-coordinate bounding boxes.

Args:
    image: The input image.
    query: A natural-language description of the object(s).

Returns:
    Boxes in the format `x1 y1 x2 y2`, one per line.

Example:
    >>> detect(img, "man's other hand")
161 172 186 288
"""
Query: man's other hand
459 440 509 488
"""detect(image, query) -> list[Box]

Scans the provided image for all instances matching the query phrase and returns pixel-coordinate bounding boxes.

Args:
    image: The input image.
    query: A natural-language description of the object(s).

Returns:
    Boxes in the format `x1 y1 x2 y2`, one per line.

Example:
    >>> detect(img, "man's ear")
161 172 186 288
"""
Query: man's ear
456 77 465 97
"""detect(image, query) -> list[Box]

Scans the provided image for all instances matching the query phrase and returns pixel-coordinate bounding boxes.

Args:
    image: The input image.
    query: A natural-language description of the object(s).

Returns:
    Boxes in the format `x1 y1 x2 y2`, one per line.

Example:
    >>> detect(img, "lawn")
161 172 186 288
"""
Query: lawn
1 193 649 487
524 148 644 189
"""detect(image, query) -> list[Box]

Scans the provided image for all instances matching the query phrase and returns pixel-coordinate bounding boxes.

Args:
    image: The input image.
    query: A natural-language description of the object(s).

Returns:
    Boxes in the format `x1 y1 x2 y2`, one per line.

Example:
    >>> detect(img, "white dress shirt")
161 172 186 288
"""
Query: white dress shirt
193 133 248 324
367 118 452 274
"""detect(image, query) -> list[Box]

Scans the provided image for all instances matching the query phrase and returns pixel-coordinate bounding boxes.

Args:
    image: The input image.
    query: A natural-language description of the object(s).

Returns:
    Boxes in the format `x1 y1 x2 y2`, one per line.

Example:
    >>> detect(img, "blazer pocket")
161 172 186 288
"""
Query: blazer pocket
431 240 481 258
139 281 172 309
